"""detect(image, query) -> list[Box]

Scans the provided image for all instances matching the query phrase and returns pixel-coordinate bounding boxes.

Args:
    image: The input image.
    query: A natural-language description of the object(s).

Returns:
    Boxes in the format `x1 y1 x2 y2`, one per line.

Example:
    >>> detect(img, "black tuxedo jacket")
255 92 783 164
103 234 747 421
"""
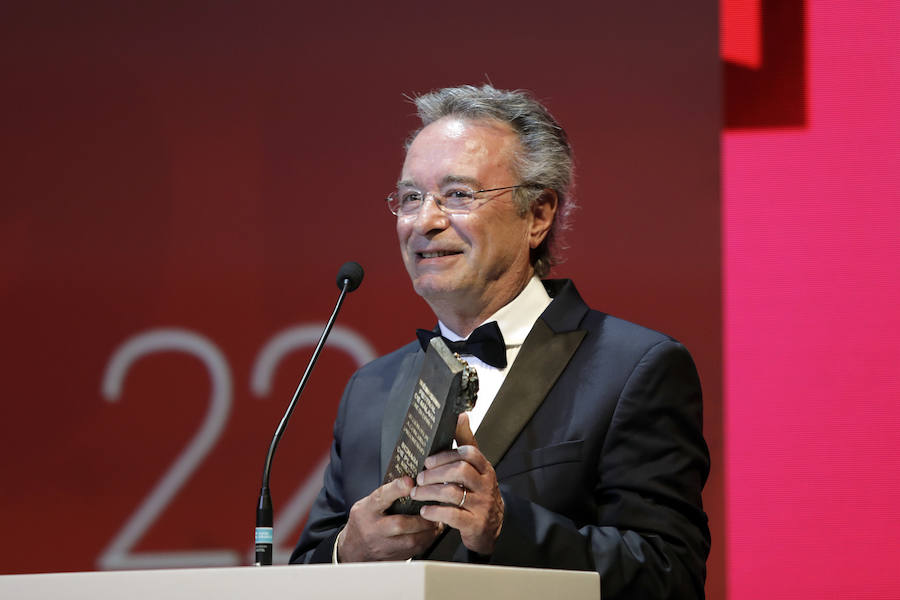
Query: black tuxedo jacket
290 280 710 600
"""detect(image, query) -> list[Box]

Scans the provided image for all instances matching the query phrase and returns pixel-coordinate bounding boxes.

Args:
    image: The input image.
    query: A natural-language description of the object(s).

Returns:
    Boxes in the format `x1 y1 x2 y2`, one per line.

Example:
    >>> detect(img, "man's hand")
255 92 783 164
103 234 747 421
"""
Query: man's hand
411 413 504 555
338 476 443 562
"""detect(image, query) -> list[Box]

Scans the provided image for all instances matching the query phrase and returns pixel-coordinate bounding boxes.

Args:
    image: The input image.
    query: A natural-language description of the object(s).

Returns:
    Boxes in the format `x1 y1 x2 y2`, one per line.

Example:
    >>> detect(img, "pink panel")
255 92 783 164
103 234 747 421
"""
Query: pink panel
725 1 900 597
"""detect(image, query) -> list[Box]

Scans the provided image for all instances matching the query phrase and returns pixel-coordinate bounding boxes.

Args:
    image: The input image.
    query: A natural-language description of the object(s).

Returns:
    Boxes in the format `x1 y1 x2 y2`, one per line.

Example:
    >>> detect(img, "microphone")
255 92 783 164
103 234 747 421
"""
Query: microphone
336 261 364 293
255 261 364 566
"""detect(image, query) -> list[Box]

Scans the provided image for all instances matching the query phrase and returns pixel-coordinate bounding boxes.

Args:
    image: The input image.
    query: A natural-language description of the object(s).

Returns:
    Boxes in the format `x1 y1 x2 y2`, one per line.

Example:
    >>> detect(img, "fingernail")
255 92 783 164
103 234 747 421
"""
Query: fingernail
416 472 424 485
410 486 417 498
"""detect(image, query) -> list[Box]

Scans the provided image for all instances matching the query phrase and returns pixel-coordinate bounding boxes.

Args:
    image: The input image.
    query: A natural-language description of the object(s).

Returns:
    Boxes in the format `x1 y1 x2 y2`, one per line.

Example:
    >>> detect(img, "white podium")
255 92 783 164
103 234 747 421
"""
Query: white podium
0 562 600 599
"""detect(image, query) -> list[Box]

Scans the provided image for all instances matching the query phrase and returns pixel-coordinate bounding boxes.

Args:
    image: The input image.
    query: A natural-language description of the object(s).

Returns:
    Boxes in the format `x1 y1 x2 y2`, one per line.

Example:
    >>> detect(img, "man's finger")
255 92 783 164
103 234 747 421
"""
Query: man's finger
419 503 468 530
380 514 442 537
411 481 470 507
424 444 490 475
455 413 477 447
416 462 479 490
373 476 414 511
424 448 464 469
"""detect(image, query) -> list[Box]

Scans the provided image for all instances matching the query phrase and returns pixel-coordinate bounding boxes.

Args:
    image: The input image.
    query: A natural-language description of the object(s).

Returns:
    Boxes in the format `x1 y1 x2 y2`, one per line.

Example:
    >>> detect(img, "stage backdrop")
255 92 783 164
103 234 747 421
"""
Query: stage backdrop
723 0 900 598
0 0 724 594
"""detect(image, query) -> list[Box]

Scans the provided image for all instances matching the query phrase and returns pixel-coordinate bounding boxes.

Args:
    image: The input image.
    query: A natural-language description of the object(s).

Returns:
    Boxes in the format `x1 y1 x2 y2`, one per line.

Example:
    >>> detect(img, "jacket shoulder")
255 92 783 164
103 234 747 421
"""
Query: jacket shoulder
354 340 420 375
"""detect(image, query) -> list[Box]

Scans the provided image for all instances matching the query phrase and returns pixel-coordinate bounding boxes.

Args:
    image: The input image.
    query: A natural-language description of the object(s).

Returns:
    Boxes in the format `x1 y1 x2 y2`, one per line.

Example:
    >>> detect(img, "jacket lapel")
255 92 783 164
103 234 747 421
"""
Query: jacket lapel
476 279 588 466
380 350 425 476
476 319 586 466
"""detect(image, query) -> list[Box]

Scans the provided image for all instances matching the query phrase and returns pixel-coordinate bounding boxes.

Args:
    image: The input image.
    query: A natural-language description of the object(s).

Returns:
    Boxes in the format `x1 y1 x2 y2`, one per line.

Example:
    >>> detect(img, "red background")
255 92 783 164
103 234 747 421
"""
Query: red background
1 1 896 598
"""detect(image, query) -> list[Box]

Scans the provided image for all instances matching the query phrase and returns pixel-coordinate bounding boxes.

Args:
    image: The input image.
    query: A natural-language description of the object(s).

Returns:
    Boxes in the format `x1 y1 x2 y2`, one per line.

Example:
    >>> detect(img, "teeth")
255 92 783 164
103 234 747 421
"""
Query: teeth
420 251 456 258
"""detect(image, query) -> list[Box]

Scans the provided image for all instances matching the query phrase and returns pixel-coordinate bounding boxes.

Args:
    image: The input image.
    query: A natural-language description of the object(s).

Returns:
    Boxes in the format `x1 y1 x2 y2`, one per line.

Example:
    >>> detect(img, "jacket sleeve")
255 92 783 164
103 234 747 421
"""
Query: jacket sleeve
487 340 710 600
288 371 358 564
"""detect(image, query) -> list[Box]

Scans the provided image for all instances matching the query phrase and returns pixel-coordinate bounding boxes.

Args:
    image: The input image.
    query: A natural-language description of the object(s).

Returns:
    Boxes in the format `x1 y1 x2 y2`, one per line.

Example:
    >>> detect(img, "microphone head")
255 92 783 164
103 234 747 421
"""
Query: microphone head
336 261 364 292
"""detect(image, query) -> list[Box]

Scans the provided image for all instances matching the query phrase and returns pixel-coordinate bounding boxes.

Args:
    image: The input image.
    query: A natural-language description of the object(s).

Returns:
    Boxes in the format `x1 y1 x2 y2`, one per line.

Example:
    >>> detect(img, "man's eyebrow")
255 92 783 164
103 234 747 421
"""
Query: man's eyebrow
396 175 482 189
397 175 481 189
441 175 481 187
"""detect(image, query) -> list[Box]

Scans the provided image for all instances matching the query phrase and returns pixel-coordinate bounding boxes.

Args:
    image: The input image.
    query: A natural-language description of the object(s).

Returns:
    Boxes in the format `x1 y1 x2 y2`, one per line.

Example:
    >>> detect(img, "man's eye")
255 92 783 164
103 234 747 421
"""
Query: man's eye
400 192 423 205
443 189 475 205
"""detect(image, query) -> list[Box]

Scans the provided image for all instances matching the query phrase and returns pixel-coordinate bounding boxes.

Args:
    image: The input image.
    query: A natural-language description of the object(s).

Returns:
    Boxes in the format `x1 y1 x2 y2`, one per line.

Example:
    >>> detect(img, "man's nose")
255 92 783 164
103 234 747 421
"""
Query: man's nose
413 194 450 233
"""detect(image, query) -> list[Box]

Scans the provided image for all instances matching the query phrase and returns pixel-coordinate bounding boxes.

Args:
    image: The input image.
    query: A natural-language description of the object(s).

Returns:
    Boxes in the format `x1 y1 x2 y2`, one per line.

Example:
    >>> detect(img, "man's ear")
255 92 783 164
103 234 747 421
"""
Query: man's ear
529 189 558 249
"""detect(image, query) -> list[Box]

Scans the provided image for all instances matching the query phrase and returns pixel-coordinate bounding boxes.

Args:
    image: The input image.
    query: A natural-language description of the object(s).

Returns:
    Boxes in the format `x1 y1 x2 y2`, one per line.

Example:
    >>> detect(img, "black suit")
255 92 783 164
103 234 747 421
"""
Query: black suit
291 279 710 599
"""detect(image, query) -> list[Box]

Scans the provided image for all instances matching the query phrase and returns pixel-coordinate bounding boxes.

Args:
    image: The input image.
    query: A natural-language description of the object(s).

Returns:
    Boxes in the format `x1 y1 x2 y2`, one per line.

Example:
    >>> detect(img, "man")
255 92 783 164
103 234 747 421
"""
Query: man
290 85 710 599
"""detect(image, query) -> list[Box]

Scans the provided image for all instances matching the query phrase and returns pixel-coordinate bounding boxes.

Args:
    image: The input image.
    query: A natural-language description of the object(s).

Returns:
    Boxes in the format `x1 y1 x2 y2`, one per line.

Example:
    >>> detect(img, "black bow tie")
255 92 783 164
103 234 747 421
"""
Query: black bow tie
416 321 508 369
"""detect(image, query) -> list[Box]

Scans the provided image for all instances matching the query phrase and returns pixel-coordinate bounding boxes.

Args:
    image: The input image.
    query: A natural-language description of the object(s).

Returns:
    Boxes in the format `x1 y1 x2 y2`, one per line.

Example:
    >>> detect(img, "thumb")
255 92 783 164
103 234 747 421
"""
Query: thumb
455 412 477 448
374 476 414 511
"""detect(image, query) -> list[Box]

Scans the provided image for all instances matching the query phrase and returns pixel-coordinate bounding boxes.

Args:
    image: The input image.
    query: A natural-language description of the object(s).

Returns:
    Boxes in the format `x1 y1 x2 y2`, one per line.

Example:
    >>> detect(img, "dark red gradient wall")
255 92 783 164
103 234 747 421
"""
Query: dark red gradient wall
0 0 725 594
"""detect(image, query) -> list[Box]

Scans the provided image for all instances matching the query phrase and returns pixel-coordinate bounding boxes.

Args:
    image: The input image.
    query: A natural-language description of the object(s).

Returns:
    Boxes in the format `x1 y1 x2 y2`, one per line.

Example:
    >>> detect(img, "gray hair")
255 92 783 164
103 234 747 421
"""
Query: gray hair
409 84 575 277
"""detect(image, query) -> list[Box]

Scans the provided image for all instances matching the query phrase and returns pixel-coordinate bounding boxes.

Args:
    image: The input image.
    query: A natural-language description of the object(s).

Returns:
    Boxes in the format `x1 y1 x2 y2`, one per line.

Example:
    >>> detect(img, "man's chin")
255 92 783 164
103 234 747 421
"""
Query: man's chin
412 277 464 303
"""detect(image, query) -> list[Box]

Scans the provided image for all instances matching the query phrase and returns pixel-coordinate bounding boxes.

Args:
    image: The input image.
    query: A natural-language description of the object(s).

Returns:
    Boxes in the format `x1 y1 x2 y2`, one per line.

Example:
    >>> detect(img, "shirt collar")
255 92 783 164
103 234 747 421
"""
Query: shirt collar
438 276 552 346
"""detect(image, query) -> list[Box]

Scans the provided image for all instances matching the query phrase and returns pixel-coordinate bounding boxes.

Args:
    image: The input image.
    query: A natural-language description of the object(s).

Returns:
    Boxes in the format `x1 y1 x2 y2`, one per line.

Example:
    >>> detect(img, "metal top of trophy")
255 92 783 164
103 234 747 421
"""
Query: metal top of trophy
427 337 478 412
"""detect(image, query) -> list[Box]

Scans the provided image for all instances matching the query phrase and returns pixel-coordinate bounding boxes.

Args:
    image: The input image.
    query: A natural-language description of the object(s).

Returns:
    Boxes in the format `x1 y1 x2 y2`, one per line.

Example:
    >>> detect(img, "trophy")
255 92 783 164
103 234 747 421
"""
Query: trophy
383 337 478 515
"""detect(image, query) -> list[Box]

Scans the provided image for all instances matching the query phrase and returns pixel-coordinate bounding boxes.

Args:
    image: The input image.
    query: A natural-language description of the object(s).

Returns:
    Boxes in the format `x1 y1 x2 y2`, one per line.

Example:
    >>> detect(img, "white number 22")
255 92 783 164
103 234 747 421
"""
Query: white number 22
98 325 375 570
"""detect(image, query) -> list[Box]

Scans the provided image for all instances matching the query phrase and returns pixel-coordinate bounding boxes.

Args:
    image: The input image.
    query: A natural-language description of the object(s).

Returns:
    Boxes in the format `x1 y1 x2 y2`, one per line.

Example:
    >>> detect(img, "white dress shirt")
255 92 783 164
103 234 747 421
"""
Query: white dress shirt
438 276 552 434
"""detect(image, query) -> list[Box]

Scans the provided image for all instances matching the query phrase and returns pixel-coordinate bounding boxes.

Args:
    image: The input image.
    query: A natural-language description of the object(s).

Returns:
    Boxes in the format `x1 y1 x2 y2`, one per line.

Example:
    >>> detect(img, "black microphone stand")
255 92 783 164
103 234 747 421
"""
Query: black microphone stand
255 264 362 566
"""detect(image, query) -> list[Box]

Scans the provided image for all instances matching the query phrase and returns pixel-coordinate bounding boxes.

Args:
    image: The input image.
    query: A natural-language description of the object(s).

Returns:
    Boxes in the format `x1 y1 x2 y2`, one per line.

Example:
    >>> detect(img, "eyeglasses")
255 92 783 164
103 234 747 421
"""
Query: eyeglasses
386 184 537 216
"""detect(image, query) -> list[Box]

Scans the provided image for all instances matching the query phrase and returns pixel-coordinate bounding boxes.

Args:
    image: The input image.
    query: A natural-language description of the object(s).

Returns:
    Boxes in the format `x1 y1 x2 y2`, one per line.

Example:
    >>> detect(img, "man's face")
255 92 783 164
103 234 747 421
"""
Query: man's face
397 117 537 317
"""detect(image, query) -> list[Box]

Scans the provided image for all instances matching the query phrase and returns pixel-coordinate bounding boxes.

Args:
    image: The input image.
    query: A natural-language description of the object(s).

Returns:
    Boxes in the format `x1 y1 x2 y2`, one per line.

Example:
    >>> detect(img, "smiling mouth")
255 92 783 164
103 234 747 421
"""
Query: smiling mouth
418 250 462 259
